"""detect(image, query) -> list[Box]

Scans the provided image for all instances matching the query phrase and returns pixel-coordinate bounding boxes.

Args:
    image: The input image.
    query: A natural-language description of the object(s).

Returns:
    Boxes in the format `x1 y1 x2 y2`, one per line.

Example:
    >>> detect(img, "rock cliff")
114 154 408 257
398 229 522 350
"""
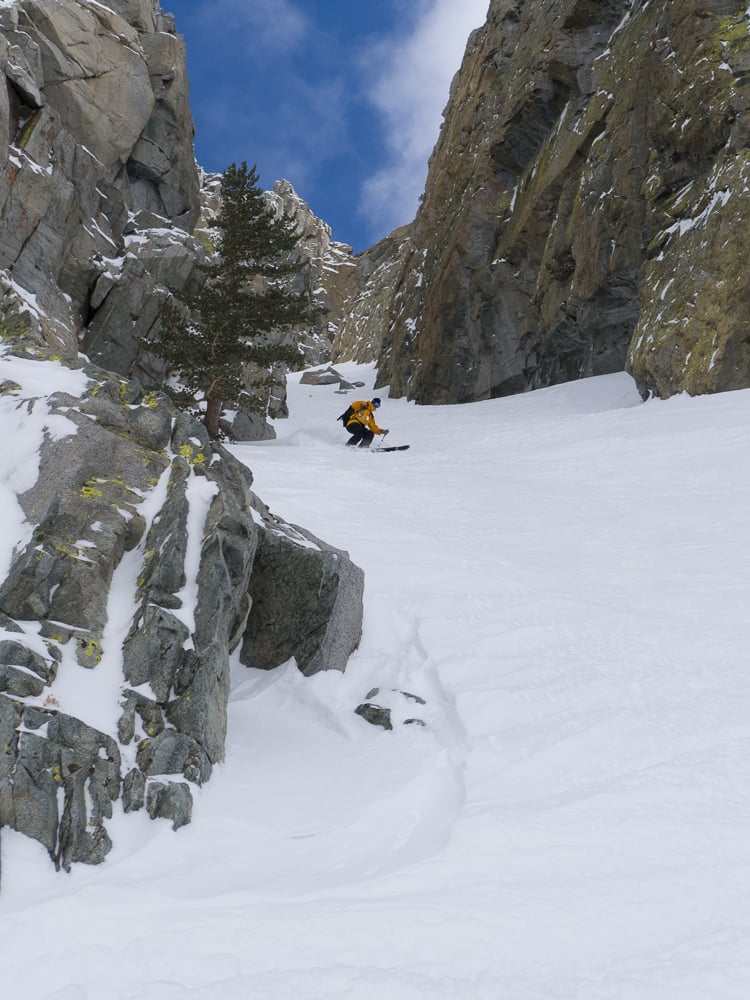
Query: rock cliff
1 0 202 375
331 224 412 365
356 0 750 403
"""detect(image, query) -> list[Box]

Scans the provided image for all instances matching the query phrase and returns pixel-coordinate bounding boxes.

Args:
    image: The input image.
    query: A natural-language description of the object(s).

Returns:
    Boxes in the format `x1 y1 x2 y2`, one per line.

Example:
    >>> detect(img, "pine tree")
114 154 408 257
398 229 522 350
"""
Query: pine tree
155 162 311 437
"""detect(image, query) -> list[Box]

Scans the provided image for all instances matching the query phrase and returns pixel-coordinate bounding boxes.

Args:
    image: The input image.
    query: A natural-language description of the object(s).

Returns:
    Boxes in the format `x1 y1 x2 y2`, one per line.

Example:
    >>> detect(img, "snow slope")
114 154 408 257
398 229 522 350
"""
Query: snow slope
2 361 750 999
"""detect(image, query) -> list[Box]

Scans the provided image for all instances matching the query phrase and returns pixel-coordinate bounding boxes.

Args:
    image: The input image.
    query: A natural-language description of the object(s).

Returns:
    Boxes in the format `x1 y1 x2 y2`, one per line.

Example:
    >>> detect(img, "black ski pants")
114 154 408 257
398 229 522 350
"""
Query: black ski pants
345 422 374 447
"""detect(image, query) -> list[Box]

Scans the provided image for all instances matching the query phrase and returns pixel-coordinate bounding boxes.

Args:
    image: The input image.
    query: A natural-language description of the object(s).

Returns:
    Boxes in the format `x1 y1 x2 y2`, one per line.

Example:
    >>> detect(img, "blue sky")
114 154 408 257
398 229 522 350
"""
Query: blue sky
165 0 488 252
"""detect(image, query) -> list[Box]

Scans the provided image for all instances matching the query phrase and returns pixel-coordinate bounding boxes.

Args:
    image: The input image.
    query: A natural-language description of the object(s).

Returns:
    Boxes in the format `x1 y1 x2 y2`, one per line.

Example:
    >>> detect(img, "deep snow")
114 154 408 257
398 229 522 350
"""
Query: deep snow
1 358 750 999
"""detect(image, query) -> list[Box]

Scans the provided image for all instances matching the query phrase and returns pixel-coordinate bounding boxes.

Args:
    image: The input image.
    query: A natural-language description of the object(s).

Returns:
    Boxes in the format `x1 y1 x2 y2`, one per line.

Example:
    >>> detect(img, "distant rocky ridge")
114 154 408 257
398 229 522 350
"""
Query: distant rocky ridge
0 0 365 878
265 179 358 365
329 0 750 404
261 182 417 373
190 175 361 436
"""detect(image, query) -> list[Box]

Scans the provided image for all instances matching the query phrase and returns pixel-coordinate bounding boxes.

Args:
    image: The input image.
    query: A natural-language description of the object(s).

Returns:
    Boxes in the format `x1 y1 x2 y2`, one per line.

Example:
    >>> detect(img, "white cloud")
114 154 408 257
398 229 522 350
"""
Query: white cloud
359 0 489 241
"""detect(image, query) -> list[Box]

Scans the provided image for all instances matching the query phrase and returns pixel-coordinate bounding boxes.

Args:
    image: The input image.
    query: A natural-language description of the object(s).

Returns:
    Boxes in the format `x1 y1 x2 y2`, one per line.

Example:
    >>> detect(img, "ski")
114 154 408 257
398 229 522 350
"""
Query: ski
373 444 410 452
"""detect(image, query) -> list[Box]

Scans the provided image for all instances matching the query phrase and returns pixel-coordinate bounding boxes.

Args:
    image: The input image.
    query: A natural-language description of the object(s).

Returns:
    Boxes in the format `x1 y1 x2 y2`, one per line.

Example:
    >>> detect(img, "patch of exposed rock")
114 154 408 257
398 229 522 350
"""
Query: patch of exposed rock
361 0 750 403
355 688 427 731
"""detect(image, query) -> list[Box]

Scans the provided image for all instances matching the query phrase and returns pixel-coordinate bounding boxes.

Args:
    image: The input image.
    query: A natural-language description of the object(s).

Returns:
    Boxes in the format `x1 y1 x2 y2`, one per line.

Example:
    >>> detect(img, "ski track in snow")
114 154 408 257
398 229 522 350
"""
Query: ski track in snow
2 362 750 999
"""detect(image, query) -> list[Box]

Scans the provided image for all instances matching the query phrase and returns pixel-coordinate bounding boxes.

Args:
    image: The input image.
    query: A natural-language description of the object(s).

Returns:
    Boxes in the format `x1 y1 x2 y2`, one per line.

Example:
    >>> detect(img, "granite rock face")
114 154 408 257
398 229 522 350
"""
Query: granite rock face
331 225 412 366
354 0 750 403
0 0 201 372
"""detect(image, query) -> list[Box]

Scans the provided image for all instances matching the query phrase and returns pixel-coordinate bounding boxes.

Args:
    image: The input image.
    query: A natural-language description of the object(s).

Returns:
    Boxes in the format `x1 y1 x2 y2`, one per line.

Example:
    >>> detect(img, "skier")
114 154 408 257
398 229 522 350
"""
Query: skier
342 397 388 448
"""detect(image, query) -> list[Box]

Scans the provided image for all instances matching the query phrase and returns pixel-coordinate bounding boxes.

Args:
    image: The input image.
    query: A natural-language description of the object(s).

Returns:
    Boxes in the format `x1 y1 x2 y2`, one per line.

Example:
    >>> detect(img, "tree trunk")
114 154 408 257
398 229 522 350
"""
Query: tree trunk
204 396 222 438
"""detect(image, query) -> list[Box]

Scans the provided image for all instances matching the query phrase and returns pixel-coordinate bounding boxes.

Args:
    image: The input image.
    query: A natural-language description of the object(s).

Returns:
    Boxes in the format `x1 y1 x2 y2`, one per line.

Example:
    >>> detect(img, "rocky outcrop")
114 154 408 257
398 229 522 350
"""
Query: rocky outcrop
365 0 750 403
331 224 412 365
0 353 364 874
0 0 201 374
299 365 366 391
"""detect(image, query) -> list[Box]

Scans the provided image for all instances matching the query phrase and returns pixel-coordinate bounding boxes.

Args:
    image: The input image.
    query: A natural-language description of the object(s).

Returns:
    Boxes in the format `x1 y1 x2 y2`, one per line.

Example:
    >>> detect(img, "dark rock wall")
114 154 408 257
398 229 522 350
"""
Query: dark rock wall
374 0 750 403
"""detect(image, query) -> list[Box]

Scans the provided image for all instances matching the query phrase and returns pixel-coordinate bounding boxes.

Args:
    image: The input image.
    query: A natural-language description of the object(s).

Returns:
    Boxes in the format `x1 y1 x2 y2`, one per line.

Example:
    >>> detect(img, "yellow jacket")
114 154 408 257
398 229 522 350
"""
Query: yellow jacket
346 400 384 434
